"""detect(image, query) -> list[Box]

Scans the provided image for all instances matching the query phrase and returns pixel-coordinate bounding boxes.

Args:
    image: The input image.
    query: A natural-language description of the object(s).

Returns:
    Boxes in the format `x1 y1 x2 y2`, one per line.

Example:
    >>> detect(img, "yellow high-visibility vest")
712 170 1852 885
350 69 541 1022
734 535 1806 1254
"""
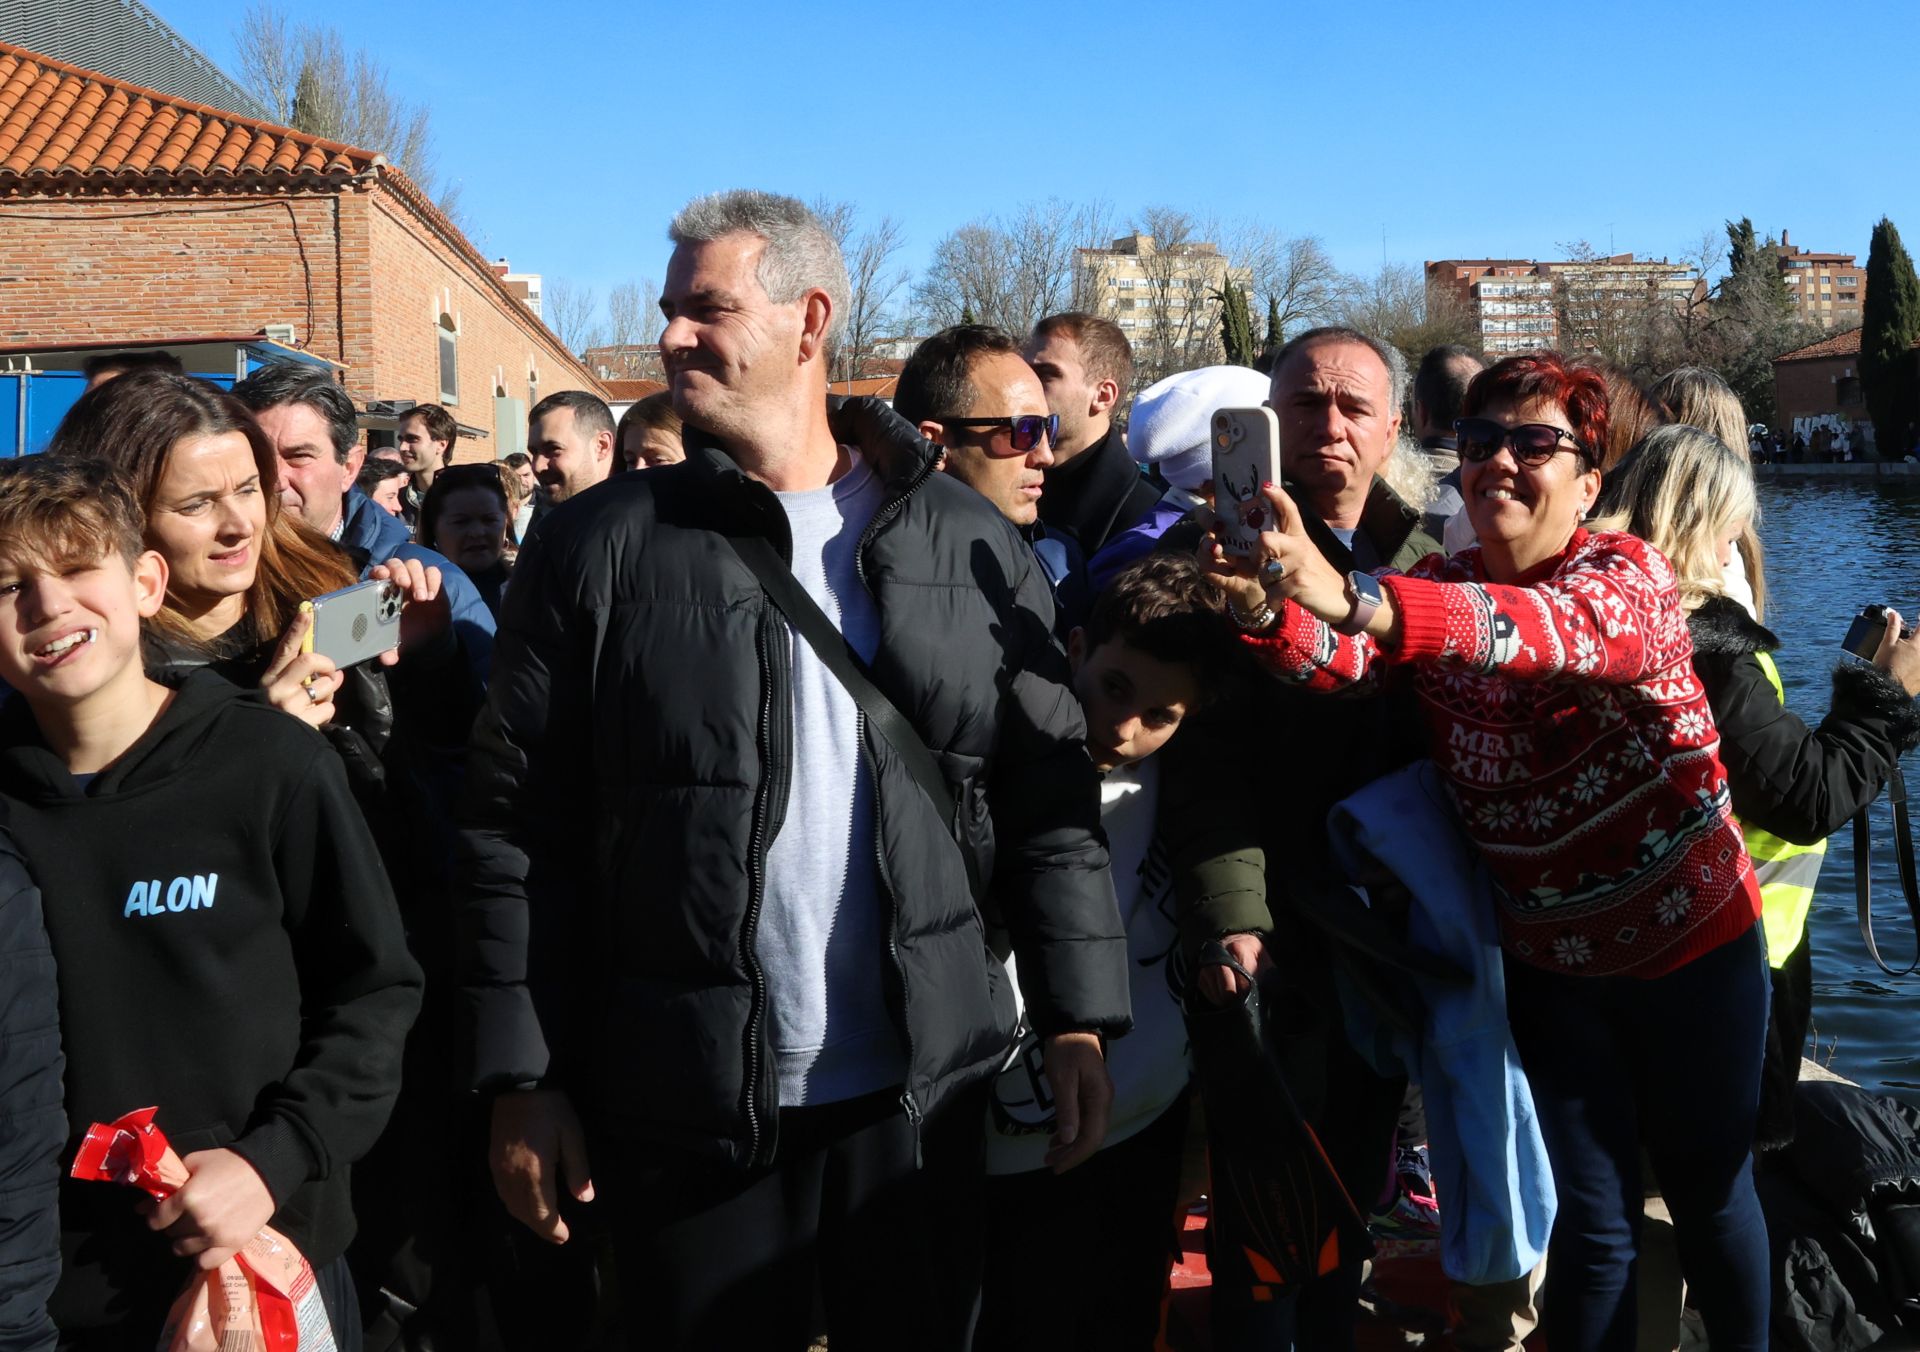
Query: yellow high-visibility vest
1738 651 1827 969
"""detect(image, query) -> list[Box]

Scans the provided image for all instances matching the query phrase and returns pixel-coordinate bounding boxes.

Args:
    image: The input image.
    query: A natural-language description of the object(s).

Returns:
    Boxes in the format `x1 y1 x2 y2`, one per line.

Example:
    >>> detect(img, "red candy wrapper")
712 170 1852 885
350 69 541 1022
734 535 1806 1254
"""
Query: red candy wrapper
70 1108 338 1352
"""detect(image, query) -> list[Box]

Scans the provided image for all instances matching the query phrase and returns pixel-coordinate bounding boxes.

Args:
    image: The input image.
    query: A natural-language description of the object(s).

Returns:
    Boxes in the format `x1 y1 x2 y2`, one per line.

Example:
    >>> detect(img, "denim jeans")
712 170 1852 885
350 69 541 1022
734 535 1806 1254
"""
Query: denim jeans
1504 923 1770 1352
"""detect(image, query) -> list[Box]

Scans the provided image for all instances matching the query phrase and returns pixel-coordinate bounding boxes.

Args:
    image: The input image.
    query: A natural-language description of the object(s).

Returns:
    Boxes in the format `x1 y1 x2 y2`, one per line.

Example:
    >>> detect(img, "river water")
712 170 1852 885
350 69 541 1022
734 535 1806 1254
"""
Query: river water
1755 476 1920 1101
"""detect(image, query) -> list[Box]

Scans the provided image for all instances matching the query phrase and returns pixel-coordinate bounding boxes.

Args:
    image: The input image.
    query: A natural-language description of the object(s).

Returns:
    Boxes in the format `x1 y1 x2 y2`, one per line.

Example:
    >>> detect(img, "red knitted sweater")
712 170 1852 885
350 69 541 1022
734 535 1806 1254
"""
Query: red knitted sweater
1245 529 1760 978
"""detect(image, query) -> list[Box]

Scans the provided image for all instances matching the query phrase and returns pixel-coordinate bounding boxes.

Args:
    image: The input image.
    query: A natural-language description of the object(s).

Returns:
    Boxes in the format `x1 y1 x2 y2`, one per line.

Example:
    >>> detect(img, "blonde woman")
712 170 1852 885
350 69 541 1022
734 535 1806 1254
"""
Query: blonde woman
1597 424 1920 1147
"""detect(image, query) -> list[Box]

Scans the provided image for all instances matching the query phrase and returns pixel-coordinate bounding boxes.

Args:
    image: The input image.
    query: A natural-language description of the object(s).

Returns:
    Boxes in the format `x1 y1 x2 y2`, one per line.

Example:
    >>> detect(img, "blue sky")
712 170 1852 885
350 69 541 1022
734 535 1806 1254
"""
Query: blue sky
158 0 1920 318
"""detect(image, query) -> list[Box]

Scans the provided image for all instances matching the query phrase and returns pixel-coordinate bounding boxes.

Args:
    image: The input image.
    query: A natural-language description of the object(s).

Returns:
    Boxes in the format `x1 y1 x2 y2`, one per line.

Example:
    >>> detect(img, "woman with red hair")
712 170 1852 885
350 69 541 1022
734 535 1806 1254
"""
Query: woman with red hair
1205 351 1768 1349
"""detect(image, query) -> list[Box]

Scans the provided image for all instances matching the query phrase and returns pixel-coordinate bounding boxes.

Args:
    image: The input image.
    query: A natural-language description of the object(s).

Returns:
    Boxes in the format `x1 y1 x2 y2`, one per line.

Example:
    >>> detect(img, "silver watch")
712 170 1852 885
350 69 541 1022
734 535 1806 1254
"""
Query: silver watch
1334 570 1383 636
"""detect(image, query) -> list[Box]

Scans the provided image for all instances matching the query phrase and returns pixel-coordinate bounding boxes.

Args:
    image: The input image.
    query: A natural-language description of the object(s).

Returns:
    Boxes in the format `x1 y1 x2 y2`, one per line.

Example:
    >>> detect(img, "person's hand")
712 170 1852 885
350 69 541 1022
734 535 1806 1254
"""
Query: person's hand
1871 607 1920 697
490 1088 594 1244
140 1149 276 1270
1198 931 1274 1006
1191 503 1271 619
258 609 343 728
367 558 450 666
1041 1032 1112 1174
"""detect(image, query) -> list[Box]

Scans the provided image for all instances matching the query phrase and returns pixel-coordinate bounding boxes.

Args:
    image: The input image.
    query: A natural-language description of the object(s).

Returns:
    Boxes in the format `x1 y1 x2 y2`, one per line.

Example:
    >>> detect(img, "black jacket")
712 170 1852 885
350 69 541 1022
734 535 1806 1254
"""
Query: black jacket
0 673 422 1329
1689 596 1920 846
459 397 1129 1169
0 820 60 1352
1038 424 1162 557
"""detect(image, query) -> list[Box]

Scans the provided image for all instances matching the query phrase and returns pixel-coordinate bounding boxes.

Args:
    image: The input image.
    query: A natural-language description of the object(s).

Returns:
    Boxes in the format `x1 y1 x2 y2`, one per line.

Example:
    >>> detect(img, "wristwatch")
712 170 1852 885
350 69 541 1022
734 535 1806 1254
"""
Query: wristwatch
1334 570 1383 635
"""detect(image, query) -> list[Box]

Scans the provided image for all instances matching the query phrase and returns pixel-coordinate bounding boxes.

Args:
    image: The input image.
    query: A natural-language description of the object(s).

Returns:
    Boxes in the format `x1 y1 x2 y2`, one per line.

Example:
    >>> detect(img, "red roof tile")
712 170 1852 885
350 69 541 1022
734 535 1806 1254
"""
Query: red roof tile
1775 328 1863 362
603 379 667 401
0 40 377 192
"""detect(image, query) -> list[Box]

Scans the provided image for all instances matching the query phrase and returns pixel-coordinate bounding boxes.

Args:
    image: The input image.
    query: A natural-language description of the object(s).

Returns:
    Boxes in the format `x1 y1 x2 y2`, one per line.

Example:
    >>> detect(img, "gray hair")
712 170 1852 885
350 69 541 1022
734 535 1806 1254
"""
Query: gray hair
668 190 850 351
1268 325 1411 416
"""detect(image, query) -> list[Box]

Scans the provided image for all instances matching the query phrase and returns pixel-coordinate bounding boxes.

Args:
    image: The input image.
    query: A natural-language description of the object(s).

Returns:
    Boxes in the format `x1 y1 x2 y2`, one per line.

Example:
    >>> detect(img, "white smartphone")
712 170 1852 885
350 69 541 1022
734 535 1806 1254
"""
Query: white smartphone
302 580 403 668
1210 406 1282 558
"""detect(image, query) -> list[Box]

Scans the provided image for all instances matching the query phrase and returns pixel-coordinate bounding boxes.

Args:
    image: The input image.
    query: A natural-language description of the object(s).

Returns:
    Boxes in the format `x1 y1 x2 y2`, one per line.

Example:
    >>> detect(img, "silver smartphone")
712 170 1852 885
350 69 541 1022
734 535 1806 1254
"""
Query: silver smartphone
304 580 403 668
1210 406 1283 558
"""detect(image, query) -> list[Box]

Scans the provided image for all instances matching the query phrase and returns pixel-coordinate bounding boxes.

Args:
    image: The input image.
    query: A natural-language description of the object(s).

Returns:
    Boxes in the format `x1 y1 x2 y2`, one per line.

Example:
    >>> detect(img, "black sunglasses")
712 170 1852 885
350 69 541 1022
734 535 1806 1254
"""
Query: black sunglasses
941 413 1058 454
1454 417 1589 467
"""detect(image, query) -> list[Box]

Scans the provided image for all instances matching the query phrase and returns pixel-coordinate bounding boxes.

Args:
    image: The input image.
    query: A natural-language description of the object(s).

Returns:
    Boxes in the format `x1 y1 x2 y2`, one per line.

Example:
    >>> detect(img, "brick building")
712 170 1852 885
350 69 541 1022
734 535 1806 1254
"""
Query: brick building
1772 327 1920 453
1426 253 1704 355
0 40 602 457
1773 230 1866 332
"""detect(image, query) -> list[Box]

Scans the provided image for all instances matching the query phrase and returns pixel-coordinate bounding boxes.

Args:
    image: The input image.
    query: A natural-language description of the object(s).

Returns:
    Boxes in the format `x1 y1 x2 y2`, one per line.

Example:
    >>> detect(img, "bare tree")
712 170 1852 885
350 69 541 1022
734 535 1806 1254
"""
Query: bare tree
811 199 909 381
544 279 601 358
597 279 664 379
914 199 1114 337
1235 230 1342 341
1339 262 1480 364
235 3 461 225
1111 207 1241 386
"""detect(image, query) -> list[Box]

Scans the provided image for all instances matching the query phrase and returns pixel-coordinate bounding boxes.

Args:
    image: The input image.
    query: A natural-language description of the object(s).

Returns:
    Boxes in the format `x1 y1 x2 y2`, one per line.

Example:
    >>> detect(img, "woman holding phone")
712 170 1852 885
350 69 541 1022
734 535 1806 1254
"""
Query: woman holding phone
48 370 441 733
1594 424 1920 1150
1204 352 1769 1351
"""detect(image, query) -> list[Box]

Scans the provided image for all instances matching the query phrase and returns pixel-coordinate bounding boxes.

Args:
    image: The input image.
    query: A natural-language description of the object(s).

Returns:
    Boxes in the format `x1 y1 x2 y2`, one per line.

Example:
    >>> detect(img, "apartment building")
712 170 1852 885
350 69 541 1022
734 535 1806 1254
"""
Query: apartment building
1426 254 1703 354
1774 230 1865 331
1077 232 1251 370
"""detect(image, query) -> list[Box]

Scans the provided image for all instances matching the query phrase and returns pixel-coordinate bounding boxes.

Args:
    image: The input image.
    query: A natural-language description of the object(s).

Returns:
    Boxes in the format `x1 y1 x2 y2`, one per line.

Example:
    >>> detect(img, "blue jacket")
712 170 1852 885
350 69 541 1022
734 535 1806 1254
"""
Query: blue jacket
1327 761 1555 1285
339 489 495 686
0 820 62 1352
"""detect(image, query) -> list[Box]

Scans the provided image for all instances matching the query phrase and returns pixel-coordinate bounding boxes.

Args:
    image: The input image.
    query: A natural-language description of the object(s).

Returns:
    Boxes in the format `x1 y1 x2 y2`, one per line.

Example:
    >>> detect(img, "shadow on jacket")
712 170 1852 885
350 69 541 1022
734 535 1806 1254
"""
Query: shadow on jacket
0 820 61 1352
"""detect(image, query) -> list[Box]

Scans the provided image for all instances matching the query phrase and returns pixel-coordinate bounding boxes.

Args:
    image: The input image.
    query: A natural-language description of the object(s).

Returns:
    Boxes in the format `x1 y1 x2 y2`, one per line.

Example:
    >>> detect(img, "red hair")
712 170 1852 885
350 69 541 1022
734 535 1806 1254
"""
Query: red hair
1460 351 1609 467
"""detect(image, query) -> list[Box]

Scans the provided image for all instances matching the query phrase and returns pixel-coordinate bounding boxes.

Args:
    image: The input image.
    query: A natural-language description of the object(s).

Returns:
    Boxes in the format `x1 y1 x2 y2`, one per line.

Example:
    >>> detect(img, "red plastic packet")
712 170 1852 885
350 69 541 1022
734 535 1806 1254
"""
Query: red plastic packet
70 1107 339 1352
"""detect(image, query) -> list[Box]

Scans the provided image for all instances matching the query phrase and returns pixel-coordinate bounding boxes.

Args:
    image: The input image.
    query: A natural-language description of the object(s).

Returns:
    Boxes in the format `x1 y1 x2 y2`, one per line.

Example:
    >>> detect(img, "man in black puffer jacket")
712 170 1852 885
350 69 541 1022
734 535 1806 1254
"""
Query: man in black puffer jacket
459 191 1130 1351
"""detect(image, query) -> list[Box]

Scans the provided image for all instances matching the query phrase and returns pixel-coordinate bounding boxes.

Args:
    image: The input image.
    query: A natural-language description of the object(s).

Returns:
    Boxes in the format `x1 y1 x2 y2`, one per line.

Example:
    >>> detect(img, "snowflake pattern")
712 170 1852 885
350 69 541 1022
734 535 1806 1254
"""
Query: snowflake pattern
1523 795 1559 832
1673 709 1708 742
1571 764 1610 803
1654 888 1691 925
1552 934 1593 966
1478 799 1520 832
1571 632 1601 674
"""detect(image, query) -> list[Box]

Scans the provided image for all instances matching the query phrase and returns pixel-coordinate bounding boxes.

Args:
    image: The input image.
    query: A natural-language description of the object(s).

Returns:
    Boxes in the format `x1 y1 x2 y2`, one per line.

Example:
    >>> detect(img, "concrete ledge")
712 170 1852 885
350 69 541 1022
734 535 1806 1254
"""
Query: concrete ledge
1757 463 1920 477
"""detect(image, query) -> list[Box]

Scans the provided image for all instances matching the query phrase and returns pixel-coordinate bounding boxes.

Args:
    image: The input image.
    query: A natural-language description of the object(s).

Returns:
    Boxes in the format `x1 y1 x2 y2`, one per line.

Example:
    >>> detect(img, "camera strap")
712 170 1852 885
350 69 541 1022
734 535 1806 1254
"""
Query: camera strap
722 531 982 902
1852 762 1920 977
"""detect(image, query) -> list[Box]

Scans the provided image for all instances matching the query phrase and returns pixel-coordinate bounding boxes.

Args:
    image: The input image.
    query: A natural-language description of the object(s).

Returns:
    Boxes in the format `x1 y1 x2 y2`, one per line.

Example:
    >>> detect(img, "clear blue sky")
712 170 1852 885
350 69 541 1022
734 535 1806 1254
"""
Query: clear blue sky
158 0 1920 319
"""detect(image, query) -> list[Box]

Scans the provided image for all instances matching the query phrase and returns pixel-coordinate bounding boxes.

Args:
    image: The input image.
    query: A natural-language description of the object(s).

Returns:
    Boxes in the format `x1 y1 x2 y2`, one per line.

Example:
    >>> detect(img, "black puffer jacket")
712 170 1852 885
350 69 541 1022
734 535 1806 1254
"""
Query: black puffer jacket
1688 596 1920 845
459 397 1129 1169
0 819 60 1352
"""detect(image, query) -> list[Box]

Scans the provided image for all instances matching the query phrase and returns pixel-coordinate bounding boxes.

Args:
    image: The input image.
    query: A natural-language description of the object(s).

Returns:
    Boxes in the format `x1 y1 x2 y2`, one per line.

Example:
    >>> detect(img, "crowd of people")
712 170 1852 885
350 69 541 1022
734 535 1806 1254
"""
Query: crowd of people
0 188 1916 1352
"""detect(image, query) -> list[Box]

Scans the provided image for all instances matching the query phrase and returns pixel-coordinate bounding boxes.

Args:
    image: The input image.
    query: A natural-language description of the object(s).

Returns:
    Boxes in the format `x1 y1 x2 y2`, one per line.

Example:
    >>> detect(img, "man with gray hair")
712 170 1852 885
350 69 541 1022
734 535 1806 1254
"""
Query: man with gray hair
460 189 1130 1349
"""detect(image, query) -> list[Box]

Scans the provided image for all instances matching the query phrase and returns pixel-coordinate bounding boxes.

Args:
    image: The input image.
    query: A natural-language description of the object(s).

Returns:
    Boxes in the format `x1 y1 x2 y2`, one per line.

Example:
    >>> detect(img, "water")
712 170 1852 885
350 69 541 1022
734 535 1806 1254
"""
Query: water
1754 477 1920 1101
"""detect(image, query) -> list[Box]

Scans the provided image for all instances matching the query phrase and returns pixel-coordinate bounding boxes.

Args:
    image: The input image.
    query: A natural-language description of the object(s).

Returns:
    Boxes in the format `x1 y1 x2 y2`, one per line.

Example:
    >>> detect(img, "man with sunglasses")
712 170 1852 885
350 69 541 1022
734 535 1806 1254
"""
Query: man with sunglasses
895 324 1091 633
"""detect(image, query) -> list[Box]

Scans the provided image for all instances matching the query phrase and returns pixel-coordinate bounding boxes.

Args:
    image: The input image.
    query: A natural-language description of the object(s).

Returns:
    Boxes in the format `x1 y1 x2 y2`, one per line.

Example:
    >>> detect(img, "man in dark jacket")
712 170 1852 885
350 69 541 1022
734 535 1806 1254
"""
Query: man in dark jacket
0 818 60 1352
1025 313 1161 563
460 190 1130 1351
1173 326 1443 1348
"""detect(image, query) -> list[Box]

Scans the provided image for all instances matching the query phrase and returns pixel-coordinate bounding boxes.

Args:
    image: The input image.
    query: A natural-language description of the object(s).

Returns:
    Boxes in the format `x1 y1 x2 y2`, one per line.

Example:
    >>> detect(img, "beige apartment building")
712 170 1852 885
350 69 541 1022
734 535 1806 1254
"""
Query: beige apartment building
1077 232 1251 373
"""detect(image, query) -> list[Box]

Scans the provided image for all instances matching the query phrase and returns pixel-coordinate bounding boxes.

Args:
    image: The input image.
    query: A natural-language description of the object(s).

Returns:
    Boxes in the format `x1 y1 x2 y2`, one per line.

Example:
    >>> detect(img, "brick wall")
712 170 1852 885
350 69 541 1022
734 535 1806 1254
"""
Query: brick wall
363 193 600 461
0 183 601 463
0 194 350 355
1774 353 1858 424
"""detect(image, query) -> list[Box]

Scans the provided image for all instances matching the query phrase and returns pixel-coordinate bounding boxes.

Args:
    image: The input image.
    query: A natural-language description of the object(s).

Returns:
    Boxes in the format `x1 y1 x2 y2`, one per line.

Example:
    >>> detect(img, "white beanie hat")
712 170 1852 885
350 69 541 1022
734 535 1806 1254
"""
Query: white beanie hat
1128 365 1273 491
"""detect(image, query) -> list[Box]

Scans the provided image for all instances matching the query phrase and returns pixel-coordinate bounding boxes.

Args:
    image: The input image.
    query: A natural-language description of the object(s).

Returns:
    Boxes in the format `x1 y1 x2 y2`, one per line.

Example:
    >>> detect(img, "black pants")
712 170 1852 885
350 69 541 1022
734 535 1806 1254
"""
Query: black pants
600 1086 985 1352
975 1091 1190 1352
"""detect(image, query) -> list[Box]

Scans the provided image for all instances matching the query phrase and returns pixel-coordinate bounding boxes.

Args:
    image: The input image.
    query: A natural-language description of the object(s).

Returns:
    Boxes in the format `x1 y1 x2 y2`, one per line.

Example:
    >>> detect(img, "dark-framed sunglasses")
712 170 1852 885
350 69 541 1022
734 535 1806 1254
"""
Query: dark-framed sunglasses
941 413 1058 454
1454 417 1589 467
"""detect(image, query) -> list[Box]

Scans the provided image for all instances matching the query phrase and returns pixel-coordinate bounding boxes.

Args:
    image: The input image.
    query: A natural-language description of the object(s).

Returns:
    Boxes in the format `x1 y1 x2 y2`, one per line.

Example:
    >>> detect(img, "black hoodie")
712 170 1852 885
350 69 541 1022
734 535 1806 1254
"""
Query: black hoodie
0 671 422 1331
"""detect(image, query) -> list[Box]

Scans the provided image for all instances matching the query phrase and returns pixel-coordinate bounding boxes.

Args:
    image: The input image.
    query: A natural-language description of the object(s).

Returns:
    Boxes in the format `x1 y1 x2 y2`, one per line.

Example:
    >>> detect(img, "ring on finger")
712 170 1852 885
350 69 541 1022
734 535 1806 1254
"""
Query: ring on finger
304 680 326 705
1260 557 1287 583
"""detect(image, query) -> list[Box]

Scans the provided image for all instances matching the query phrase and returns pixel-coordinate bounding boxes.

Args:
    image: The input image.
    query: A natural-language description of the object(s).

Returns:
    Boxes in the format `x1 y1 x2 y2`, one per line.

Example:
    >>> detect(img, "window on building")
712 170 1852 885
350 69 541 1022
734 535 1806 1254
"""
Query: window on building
1838 376 1863 406
1839 292 1858 302
1839 275 1858 286
438 314 459 405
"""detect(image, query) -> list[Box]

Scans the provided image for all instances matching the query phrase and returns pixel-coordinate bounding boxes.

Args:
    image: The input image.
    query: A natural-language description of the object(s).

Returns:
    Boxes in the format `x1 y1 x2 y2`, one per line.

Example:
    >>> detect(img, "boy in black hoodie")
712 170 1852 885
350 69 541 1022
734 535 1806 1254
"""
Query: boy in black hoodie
0 456 421 1346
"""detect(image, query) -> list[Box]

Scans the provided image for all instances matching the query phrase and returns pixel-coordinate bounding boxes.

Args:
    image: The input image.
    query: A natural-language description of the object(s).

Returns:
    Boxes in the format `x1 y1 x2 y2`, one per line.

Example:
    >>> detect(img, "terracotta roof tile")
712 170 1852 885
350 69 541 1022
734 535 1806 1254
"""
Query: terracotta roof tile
603 379 668 401
1775 328 1862 362
0 39 379 194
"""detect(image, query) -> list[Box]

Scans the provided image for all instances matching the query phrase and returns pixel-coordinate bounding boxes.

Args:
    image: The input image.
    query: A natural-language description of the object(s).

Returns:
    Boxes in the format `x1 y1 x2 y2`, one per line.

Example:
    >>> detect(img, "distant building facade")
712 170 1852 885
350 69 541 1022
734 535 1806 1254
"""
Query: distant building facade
1077 232 1252 374
1773 230 1865 332
1427 253 1704 355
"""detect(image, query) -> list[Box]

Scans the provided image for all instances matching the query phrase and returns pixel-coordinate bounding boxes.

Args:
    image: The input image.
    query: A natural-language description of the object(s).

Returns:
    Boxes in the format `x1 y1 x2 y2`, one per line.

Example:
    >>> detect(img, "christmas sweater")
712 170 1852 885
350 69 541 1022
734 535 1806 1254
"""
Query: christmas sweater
1245 529 1760 978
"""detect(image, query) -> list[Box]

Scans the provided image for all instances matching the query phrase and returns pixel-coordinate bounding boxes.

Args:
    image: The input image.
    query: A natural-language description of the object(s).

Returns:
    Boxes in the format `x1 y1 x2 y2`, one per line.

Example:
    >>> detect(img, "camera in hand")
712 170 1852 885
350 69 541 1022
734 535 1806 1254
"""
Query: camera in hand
1842 604 1892 660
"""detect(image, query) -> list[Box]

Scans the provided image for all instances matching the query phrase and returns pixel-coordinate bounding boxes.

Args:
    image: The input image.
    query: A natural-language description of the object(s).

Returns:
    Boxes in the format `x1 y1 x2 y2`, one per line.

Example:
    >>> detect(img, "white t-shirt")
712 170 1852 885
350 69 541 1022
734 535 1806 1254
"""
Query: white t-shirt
985 757 1190 1174
758 453 905 1106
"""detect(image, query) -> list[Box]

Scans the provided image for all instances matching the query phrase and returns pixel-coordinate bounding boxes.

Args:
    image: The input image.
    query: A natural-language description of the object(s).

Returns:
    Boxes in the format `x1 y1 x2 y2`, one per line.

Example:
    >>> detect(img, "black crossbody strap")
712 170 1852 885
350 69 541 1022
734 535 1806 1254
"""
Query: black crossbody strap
1853 761 1920 977
724 532 981 898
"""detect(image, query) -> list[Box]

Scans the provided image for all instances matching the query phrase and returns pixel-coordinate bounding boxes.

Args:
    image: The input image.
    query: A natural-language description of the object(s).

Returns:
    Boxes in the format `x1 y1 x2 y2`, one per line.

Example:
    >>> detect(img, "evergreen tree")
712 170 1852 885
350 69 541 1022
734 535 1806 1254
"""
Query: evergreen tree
959 301 977 326
1725 217 1793 317
1861 217 1920 457
1217 283 1257 366
1265 295 1284 351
